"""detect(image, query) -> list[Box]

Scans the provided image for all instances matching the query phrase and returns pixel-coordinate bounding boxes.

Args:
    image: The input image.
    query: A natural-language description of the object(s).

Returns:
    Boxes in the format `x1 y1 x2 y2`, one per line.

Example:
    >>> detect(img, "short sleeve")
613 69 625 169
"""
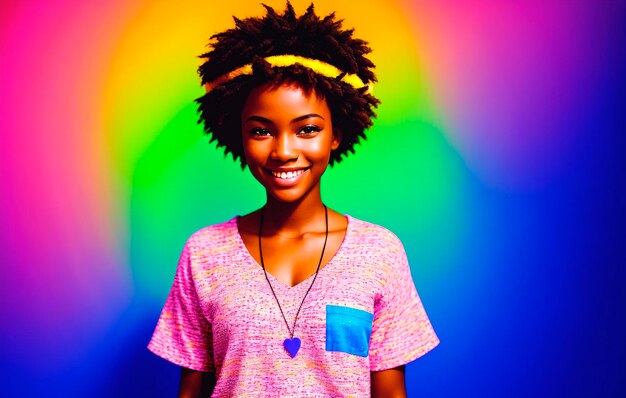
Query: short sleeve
368 235 439 371
147 238 214 372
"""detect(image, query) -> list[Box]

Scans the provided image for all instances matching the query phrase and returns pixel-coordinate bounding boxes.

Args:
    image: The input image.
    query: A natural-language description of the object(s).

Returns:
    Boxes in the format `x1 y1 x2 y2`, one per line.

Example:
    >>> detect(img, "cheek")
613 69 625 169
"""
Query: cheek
242 146 267 182
242 138 264 162
305 138 334 161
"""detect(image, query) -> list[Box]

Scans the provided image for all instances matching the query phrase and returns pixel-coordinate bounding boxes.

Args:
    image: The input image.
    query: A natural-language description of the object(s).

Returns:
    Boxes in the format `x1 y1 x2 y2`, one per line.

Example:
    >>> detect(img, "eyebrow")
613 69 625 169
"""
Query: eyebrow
244 113 325 124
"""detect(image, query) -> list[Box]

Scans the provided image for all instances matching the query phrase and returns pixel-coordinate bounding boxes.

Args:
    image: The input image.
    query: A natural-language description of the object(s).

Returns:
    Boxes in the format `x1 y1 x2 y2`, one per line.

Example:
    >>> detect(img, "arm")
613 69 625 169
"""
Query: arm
371 365 407 398
178 367 216 398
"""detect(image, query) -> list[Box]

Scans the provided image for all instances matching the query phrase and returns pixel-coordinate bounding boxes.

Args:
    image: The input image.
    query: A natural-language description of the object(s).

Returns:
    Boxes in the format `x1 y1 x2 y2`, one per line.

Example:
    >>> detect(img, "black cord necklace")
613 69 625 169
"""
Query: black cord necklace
258 204 328 358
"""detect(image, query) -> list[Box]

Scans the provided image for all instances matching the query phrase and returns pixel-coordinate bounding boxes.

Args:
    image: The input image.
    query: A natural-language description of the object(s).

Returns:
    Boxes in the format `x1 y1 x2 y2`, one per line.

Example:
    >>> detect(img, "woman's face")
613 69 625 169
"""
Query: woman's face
241 82 340 203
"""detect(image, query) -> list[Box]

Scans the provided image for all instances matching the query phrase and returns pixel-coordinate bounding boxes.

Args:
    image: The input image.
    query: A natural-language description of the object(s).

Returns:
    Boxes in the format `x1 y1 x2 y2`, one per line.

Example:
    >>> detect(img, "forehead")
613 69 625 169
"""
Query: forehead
241 83 330 120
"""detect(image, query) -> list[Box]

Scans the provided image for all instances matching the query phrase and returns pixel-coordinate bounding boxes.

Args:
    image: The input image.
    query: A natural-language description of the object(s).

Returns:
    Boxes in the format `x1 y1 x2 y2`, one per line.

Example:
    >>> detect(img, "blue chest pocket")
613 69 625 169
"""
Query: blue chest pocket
325 305 374 357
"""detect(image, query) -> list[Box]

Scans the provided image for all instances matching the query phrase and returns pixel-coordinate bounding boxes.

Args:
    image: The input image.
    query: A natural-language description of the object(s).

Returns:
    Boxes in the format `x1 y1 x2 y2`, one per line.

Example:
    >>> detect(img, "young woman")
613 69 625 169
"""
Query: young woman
148 3 439 397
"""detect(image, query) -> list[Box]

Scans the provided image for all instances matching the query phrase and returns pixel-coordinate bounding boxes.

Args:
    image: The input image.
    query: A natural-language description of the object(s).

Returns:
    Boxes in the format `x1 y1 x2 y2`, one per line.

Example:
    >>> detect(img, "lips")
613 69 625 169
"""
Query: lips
263 167 310 186
269 168 306 179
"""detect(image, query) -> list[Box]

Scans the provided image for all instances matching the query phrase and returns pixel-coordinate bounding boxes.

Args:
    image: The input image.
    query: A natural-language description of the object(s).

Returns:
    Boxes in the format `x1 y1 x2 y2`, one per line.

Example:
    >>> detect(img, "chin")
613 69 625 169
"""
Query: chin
266 189 308 204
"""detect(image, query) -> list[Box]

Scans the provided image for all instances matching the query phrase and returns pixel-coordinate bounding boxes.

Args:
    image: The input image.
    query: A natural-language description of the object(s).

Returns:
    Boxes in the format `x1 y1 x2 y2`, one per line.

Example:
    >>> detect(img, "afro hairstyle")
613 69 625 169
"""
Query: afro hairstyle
195 2 380 169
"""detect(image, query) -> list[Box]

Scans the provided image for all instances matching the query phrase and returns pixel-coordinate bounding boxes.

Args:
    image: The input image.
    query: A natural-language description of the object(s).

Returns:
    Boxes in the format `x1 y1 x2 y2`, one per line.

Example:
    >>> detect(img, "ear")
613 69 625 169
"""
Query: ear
331 128 342 151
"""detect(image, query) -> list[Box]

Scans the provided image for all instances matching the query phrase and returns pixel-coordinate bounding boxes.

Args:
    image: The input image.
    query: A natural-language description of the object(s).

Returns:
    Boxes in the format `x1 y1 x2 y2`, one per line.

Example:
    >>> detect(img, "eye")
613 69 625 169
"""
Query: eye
298 125 321 135
249 127 271 136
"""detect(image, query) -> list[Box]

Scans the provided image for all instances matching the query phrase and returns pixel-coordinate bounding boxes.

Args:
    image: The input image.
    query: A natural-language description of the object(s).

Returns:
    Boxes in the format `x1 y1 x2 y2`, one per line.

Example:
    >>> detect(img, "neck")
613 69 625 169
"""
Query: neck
262 186 327 237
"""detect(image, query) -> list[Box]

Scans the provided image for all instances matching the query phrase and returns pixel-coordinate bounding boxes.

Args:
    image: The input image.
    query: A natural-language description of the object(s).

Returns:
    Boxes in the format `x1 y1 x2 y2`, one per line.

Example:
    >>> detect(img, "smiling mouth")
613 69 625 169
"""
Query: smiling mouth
265 167 310 180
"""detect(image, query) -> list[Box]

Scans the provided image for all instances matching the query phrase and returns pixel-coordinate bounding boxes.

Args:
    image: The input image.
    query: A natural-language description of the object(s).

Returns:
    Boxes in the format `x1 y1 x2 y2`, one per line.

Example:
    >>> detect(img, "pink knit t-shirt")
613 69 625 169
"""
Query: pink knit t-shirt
148 214 439 397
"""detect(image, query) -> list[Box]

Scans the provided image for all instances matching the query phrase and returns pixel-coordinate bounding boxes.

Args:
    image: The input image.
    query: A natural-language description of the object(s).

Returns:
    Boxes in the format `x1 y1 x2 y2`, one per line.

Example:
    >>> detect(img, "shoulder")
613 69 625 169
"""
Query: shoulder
346 215 405 253
344 216 411 292
182 216 240 254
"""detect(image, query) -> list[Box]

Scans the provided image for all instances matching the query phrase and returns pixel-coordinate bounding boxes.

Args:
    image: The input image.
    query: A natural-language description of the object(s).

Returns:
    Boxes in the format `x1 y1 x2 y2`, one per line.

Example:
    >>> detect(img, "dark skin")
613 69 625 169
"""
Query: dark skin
178 83 406 397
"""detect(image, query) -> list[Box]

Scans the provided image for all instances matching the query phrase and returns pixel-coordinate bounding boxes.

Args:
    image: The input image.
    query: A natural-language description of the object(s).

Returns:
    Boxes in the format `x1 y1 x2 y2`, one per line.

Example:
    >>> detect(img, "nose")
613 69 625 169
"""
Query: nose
270 131 298 162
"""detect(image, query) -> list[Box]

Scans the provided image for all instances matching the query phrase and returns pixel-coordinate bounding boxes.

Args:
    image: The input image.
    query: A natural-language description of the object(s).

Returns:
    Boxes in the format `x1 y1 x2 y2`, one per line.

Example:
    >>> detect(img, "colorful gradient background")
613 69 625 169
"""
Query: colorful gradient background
1 0 624 396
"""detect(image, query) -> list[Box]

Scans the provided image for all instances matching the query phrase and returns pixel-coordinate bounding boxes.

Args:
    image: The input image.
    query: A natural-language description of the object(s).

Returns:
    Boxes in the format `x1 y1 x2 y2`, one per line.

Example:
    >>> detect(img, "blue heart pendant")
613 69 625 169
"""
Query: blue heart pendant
283 337 301 358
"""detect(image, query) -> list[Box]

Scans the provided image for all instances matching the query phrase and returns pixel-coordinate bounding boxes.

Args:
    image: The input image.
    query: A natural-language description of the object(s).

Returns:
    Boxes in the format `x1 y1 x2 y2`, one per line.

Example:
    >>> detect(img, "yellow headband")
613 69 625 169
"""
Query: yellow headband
203 54 373 94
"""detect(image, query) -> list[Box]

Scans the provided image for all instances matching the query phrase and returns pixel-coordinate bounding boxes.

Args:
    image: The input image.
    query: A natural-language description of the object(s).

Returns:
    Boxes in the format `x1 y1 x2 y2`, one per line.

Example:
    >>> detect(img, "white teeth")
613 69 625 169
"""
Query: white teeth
270 169 306 179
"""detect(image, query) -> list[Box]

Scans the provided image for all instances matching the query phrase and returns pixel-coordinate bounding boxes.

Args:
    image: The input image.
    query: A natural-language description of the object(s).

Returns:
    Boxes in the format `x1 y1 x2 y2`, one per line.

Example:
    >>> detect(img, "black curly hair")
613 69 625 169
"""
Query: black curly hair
195 2 380 169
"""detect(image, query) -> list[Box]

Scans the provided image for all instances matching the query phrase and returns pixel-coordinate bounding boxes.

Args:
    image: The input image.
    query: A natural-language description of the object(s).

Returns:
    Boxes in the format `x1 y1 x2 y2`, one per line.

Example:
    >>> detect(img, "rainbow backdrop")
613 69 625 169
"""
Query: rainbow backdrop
1 0 624 396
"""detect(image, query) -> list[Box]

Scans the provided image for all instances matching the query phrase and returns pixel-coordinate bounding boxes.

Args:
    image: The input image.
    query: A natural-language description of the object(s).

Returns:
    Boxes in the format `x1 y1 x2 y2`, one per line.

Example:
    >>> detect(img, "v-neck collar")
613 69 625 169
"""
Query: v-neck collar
233 214 353 290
